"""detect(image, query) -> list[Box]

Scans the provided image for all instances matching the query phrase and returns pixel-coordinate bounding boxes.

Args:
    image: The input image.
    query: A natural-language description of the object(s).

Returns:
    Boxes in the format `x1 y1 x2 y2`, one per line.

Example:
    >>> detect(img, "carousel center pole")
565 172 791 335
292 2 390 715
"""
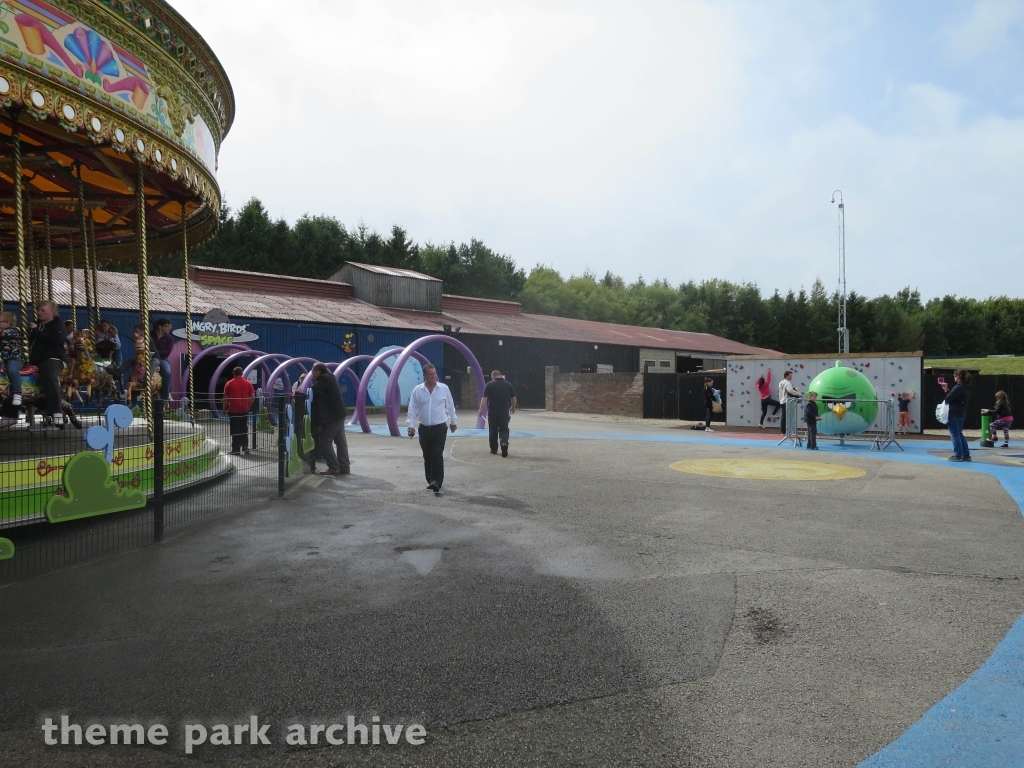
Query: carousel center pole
44 207 53 302
12 113 29 361
67 231 76 332
88 211 99 332
76 162 93 336
181 202 195 423
136 161 152 430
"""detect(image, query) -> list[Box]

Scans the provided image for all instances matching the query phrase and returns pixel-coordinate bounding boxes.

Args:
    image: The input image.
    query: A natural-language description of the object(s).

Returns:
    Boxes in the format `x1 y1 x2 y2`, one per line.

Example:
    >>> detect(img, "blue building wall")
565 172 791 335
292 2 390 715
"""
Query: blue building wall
5 301 445 406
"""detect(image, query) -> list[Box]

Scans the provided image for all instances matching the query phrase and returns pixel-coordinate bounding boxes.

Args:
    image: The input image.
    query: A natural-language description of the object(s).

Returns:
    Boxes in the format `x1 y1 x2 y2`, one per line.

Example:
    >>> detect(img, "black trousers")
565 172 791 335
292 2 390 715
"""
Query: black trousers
37 358 65 416
760 397 781 424
316 419 350 471
805 420 817 449
780 404 788 434
229 414 249 452
488 410 510 453
418 423 447 488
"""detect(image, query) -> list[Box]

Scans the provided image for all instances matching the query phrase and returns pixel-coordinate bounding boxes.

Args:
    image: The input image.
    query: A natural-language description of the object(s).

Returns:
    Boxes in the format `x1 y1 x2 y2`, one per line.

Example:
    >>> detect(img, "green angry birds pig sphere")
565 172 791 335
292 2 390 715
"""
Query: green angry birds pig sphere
807 361 878 435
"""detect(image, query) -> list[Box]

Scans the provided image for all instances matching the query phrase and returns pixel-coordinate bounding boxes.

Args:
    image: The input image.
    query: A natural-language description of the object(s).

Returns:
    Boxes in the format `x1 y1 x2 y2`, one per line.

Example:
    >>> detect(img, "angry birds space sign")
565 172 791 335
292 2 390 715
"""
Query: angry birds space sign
808 361 879 435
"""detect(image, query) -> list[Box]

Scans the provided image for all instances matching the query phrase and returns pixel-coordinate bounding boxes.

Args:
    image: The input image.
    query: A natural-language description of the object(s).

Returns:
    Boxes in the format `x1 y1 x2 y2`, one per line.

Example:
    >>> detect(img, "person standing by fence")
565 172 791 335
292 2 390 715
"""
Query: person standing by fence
804 391 821 450
223 367 255 455
940 369 972 462
778 370 800 435
309 362 350 475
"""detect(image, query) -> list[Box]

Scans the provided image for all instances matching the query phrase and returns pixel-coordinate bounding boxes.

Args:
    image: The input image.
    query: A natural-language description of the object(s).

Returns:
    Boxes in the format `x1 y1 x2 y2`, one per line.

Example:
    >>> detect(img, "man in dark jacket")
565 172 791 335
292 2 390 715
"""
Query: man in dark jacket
309 362 350 475
478 370 517 457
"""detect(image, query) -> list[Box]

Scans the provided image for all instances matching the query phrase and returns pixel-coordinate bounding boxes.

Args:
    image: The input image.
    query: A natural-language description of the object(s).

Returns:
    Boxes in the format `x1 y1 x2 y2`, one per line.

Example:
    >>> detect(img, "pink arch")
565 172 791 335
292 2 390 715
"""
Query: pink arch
385 335 486 436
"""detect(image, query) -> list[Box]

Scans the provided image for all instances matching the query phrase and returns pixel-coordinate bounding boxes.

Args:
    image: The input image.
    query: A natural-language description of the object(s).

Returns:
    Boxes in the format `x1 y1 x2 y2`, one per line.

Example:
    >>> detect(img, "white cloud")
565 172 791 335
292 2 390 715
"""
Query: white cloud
941 0 1024 59
170 0 1024 300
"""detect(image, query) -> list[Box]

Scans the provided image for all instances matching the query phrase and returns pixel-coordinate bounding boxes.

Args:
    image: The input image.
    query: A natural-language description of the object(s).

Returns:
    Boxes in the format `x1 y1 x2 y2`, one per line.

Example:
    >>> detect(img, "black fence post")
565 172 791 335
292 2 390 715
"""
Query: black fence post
277 395 286 497
152 398 165 543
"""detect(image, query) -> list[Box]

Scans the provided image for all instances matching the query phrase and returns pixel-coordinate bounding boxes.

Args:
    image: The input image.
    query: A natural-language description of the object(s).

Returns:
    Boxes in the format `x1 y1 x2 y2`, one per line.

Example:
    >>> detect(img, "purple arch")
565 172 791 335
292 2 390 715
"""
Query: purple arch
296 360 371 407
242 353 298 394
208 350 275 418
265 358 316 396
353 347 432 433
178 343 251 395
295 355 373 393
385 335 486 437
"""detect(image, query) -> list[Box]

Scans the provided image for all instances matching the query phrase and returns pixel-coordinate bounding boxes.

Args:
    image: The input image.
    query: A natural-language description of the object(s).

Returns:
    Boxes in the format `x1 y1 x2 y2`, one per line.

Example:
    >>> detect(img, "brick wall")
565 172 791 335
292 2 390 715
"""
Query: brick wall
544 366 644 416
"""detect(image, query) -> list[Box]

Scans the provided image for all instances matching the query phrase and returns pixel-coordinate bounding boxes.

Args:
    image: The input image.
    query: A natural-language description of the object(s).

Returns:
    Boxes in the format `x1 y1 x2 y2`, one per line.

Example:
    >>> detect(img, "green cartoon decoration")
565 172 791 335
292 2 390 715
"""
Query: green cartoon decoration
46 452 146 523
0 538 14 561
256 407 274 433
807 361 879 435
287 433 303 477
283 403 304 477
300 389 315 454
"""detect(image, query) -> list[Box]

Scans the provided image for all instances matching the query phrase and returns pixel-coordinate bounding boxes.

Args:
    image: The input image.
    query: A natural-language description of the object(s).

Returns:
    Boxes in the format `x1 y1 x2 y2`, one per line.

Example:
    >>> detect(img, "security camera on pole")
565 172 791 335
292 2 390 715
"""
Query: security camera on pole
831 190 850 354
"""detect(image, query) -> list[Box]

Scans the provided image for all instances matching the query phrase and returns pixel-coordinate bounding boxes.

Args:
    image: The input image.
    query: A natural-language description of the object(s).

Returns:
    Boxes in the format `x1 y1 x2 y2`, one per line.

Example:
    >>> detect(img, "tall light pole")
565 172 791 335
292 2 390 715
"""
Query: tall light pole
831 190 849 353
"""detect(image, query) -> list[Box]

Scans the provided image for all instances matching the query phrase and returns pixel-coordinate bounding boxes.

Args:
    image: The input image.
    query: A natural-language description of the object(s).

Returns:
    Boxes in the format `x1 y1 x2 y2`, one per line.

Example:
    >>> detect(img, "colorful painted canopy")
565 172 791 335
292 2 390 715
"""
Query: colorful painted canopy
0 0 233 265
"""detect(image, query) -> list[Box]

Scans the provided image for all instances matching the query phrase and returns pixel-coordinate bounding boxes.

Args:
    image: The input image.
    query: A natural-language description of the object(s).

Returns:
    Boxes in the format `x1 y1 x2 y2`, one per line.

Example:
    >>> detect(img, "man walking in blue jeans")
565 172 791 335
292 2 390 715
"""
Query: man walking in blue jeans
407 363 457 493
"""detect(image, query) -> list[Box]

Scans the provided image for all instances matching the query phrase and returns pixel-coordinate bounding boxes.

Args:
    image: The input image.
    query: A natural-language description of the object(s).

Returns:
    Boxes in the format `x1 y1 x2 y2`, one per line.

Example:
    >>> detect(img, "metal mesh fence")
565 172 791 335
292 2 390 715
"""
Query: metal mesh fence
779 397 902 451
0 393 302 580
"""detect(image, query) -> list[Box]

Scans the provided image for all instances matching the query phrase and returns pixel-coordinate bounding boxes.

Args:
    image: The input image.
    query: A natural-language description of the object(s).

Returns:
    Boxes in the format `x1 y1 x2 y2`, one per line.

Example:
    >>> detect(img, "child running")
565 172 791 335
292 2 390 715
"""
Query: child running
983 392 1013 448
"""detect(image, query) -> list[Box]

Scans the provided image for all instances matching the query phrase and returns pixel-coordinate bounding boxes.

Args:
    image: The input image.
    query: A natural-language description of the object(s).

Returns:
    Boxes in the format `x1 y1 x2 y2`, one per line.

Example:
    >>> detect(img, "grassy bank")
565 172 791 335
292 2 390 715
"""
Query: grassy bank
925 357 1024 375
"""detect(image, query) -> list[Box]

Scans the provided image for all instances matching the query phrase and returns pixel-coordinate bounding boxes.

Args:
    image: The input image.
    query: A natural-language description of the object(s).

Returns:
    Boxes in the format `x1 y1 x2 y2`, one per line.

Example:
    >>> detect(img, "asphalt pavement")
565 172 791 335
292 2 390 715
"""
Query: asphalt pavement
2 411 1022 767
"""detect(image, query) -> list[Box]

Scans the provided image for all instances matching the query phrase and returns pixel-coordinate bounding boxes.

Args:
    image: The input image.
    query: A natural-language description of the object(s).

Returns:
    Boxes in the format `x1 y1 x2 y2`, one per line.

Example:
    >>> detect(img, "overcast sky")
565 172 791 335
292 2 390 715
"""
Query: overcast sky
168 0 1024 301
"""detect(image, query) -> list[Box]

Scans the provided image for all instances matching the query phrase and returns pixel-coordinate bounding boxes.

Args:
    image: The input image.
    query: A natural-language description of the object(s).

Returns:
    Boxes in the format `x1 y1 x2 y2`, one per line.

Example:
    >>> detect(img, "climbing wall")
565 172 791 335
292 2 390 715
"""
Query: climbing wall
727 356 923 432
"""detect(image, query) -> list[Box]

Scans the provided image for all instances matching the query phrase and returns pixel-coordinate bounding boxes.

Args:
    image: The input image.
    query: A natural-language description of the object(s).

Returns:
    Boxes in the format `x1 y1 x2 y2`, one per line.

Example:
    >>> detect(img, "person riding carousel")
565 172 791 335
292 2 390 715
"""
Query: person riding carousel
28 301 68 428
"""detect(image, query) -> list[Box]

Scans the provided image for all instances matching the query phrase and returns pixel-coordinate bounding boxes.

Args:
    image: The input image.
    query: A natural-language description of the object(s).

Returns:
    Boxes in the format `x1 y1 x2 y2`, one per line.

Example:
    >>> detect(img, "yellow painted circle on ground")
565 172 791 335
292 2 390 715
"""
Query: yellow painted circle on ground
670 459 866 481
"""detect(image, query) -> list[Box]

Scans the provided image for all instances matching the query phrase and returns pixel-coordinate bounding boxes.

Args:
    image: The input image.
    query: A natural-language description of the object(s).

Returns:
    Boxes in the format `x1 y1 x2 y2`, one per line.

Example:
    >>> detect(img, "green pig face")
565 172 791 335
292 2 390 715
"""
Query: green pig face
807 361 879 435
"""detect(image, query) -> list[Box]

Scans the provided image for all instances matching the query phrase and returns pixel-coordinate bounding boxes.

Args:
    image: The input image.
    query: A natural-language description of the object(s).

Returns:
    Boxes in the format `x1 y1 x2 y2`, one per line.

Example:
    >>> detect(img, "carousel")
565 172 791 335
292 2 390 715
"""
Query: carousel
0 0 234 532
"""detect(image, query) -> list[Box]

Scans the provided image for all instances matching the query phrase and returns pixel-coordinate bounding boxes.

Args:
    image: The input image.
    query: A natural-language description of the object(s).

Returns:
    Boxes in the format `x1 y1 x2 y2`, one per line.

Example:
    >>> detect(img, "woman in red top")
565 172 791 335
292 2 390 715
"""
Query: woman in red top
755 369 781 428
222 366 256 455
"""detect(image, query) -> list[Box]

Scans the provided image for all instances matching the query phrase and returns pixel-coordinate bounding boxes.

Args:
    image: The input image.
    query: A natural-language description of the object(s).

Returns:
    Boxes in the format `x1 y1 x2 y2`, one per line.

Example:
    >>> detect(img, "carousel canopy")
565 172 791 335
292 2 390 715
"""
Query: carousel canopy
0 0 233 265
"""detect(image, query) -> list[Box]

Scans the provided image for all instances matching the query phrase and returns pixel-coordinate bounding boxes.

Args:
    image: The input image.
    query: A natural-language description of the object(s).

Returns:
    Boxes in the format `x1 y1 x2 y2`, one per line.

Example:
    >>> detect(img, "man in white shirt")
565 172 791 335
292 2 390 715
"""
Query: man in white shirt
778 370 801 435
406 363 457 492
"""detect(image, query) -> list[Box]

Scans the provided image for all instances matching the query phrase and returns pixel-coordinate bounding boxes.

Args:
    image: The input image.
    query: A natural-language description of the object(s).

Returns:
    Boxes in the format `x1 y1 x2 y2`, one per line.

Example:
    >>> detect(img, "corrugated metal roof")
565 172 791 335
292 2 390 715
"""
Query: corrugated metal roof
387 306 779 356
0 267 777 355
340 262 441 281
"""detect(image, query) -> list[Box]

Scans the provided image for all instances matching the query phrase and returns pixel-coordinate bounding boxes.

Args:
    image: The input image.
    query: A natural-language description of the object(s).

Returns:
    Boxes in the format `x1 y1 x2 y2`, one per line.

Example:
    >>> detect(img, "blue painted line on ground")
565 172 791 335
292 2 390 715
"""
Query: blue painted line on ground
351 421 1024 764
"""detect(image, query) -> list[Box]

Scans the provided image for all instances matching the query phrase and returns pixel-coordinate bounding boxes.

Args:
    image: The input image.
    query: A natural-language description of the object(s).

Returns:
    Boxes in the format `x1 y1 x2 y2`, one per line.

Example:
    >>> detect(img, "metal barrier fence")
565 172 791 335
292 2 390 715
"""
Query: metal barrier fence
0 393 307 580
778 397 902 451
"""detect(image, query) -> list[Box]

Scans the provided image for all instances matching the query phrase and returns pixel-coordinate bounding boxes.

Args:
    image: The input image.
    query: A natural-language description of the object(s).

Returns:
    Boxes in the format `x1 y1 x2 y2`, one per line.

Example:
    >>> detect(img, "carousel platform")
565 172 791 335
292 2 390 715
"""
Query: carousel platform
0 415 233 529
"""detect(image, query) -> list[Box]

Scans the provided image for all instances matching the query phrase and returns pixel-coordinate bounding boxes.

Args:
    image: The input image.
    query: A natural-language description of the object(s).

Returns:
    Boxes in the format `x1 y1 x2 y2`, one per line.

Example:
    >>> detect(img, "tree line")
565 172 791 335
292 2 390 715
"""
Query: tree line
146 197 1022 357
